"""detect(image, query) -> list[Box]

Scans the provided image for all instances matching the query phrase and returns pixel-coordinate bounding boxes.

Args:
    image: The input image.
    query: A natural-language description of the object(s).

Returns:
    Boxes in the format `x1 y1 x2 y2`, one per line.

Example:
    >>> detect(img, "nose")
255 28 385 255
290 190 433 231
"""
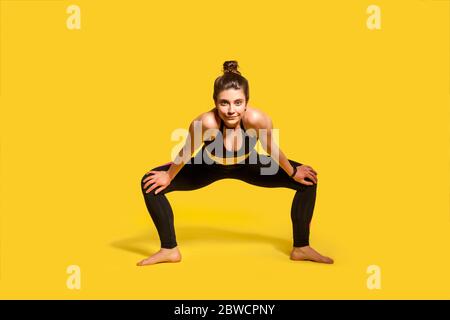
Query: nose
227 106 236 114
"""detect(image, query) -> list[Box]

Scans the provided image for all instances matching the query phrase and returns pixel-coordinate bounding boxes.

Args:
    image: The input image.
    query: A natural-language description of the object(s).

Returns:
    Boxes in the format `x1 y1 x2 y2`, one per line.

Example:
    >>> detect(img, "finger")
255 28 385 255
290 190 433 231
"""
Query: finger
145 182 160 194
305 166 318 175
300 179 314 186
143 175 156 184
143 179 157 190
307 170 317 180
154 185 167 195
145 170 157 175
146 184 158 194
143 176 157 185
305 167 317 177
143 181 153 192
306 172 318 184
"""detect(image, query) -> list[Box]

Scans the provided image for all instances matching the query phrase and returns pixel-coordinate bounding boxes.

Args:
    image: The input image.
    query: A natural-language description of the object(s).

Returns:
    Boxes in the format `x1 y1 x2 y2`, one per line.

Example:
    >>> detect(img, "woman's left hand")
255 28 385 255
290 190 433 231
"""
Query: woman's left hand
143 170 172 194
292 164 318 185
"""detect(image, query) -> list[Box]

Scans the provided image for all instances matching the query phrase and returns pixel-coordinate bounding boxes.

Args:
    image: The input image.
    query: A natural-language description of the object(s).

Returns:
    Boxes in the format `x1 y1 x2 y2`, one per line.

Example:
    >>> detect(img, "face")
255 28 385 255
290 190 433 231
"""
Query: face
215 88 247 128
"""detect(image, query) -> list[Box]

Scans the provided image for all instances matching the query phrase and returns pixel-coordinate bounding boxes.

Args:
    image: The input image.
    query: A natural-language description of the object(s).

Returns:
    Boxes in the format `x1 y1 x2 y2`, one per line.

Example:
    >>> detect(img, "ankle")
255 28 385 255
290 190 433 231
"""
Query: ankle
160 247 179 252
293 245 309 250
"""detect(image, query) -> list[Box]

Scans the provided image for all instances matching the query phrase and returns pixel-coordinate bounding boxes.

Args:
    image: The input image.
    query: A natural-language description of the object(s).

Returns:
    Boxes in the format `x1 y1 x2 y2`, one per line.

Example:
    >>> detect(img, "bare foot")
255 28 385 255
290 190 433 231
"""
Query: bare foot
136 247 182 266
290 246 334 264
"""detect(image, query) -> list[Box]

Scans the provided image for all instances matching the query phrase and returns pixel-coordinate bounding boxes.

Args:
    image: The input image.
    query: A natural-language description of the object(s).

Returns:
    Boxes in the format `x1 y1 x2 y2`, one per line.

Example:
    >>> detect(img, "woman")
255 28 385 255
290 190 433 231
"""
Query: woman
139 61 333 266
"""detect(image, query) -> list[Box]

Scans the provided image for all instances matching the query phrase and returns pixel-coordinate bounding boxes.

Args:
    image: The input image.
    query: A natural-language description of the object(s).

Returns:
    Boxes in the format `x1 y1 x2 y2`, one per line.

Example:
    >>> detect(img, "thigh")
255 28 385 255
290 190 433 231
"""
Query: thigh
146 158 221 194
236 154 306 190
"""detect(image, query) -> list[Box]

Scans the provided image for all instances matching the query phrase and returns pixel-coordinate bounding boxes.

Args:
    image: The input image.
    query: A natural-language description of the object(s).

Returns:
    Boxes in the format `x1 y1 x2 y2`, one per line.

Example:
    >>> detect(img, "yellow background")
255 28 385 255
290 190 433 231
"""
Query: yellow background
0 0 449 299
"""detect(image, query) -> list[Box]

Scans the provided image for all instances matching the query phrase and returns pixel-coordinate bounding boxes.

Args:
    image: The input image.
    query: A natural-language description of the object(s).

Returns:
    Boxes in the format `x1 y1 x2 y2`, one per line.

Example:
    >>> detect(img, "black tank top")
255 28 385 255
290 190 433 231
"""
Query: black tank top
203 111 258 160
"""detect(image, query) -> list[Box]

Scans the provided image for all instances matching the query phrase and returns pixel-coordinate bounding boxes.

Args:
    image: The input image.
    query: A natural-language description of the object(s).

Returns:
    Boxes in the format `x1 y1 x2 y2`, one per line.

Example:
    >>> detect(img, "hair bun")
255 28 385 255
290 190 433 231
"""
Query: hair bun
223 60 241 75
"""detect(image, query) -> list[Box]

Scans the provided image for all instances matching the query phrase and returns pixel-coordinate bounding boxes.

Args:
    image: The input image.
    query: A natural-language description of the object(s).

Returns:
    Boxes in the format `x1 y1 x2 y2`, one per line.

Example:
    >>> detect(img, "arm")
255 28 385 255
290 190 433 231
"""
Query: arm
255 114 295 176
254 111 318 185
167 116 204 180
144 115 205 195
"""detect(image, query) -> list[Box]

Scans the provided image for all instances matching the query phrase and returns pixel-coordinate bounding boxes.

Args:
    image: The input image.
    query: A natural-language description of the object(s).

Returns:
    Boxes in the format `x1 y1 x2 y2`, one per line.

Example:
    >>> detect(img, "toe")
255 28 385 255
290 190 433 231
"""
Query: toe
137 259 150 266
323 257 334 264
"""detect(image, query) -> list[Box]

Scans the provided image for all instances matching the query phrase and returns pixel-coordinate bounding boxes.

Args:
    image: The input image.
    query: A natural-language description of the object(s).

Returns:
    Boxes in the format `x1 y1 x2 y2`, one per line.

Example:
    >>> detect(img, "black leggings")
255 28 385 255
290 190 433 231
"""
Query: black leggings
140 149 317 249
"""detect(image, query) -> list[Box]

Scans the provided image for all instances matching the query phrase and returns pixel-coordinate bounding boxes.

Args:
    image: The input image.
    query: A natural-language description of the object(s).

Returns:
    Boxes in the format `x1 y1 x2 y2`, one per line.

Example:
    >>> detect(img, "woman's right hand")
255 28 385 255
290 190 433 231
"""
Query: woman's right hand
292 165 318 186
143 170 172 195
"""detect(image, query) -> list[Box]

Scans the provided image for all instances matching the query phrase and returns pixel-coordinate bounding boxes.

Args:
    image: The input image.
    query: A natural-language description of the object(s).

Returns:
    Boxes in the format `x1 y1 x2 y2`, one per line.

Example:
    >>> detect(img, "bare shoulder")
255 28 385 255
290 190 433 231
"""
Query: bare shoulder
244 106 271 129
201 108 220 129
191 108 219 130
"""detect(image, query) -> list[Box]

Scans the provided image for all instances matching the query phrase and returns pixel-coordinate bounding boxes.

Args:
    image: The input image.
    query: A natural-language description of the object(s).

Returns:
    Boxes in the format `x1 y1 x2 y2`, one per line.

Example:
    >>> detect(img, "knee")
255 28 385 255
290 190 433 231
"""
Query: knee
141 173 150 190
141 176 158 197
307 180 318 191
307 177 317 187
297 179 317 192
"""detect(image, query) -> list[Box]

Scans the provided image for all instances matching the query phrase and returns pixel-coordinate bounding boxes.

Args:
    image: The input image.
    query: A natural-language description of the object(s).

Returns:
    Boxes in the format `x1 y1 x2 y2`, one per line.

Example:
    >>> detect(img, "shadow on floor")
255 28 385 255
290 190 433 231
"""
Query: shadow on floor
110 226 292 257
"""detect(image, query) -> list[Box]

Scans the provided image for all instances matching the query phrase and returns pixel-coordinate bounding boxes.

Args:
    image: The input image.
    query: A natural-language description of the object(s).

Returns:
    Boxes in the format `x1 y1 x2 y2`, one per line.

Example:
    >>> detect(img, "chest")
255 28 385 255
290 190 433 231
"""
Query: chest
206 130 245 153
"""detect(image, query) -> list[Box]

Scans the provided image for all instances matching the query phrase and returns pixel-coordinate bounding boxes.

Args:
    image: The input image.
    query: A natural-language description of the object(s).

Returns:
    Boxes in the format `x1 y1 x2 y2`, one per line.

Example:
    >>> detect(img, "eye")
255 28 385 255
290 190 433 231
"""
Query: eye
235 101 242 105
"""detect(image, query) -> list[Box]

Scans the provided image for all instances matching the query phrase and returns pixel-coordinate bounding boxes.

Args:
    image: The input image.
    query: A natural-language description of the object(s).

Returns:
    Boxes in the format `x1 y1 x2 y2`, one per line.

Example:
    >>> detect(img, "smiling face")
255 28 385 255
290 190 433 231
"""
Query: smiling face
214 88 247 129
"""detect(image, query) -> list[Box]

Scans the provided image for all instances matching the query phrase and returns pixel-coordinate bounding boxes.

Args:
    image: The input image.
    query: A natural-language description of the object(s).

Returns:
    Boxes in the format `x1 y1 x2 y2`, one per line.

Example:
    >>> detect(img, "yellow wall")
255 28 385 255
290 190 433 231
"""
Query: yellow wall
0 0 449 299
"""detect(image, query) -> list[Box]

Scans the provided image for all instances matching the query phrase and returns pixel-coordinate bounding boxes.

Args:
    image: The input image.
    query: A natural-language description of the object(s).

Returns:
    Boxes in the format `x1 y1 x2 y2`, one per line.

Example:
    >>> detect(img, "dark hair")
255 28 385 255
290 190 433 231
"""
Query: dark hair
213 60 249 104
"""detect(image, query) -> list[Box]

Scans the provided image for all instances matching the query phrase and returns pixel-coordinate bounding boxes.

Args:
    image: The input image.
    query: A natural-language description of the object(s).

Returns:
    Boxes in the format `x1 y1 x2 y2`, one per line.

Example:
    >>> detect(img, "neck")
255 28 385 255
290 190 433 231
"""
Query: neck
223 121 240 130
